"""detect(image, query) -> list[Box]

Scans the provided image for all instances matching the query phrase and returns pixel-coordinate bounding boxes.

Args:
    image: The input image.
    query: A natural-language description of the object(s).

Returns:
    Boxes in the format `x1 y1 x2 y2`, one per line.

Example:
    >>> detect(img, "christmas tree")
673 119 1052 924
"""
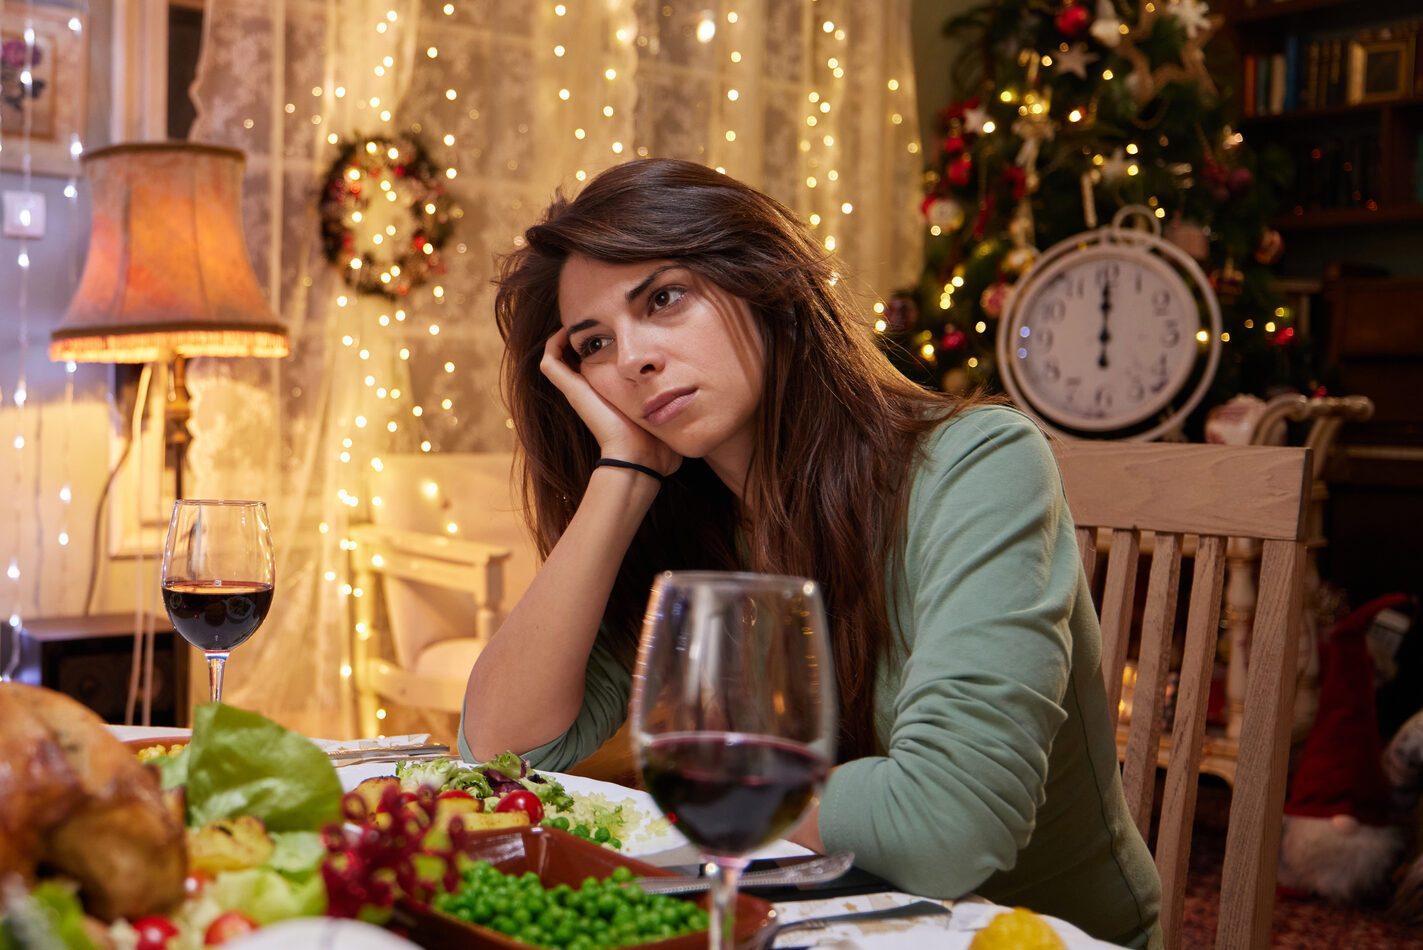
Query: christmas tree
896 0 1303 429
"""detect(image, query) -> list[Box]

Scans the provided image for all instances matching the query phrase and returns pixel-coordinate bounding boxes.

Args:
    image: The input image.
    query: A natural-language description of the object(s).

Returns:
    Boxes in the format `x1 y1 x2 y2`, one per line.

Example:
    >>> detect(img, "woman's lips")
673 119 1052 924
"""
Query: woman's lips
642 388 697 425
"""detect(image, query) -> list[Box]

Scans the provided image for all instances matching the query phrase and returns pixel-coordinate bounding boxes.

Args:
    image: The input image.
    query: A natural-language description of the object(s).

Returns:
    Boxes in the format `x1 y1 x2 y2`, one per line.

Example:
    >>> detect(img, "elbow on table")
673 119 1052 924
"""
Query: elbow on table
864 831 1012 901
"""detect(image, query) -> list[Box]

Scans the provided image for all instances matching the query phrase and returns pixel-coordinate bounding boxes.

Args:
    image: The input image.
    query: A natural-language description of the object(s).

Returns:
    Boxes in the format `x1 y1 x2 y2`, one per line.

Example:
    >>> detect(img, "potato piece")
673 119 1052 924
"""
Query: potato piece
351 776 400 817
188 815 275 875
451 811 530 831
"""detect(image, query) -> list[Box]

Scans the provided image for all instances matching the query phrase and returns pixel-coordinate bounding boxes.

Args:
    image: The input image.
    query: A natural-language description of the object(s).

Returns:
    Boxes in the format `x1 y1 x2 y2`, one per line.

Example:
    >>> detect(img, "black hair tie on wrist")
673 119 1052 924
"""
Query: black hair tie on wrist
595 458 665 484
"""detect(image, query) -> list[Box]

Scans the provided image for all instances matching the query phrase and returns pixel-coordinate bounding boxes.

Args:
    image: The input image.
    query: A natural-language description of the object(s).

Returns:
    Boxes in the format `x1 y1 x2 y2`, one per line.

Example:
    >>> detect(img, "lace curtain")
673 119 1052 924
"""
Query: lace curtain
186 0 922 736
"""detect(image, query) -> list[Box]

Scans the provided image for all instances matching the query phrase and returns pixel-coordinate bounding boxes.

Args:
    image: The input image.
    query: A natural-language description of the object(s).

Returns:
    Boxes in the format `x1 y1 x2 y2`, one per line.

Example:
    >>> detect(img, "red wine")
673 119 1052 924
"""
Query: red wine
641 733 827 856
163 581 273 652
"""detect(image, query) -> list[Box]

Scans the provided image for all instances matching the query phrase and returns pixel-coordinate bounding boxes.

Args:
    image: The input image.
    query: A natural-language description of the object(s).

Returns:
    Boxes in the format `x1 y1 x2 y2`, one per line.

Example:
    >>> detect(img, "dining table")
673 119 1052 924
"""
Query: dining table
112 725 1129 950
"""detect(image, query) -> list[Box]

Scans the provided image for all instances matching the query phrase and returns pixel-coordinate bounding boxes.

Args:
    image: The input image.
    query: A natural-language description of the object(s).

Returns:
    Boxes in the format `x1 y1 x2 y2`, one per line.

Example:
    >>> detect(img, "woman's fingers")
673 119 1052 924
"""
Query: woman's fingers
539 327 680 475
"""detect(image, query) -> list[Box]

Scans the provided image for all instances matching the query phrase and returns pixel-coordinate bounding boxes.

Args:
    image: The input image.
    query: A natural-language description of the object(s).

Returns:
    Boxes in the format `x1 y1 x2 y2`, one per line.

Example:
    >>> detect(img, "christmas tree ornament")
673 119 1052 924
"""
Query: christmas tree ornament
946 154 974 187
980 281 1013 319
1254 227 1285 265
926 197 966 232
1001 244 1039 278
1209 258 1245 302
1089 0 1123 48
997 205 1222 441
1055 1 1091 39
1226 165 1254 198
963 101 991 134
1116 3 1221 106
1053 42 1100 80
941 328 969 351
1164 217 1211 261
1099 148 1130 182
1165 0 1214 39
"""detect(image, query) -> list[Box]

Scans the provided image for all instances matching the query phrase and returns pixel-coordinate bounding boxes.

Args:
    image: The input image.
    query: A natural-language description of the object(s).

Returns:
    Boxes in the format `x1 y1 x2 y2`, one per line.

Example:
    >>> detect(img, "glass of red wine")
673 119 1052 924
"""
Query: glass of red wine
631 571 836 950
161 500 275 705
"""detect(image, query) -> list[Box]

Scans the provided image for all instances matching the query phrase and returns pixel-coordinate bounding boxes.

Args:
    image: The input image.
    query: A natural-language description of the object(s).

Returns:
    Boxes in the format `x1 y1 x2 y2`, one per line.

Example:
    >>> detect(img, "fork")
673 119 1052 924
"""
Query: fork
749 900 952 949
634 852 855 896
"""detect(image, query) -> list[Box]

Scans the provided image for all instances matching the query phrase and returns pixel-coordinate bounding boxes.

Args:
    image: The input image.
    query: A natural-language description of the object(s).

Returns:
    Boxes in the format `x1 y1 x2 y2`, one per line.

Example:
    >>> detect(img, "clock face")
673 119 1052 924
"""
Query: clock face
1004 244 1201 432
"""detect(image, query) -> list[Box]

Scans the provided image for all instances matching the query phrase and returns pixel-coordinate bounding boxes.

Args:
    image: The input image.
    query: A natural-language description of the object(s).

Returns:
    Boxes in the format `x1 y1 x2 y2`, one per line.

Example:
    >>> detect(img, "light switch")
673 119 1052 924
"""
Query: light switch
3 191 45 239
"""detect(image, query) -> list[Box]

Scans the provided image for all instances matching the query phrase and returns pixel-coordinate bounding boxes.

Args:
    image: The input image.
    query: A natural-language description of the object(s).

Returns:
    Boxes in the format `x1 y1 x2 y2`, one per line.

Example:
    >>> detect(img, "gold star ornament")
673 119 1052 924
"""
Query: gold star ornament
1116 1 1222 107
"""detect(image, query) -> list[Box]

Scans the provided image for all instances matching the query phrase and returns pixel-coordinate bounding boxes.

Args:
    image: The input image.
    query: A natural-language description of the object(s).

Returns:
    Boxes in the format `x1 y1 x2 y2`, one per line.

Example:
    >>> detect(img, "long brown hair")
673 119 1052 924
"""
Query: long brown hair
494 159 982 760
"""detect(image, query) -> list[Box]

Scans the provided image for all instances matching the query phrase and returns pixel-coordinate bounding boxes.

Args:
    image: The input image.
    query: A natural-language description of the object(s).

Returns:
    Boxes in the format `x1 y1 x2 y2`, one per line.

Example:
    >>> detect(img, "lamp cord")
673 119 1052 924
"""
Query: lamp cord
121 364 154 726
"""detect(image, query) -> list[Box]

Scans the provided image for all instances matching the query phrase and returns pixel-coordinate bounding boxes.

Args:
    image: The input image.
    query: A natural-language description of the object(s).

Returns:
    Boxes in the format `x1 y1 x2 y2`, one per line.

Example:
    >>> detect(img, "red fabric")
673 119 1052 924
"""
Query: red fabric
1284 594 1408 824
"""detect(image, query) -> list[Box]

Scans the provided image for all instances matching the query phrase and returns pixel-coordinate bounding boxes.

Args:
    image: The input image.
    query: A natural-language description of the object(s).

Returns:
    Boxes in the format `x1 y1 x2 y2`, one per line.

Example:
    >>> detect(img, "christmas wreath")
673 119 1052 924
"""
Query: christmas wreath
319 133 456 298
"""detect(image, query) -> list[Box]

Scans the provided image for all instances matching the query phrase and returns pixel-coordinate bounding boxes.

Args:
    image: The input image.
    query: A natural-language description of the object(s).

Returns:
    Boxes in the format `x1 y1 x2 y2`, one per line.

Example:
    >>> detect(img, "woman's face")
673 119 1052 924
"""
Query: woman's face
558 254 766 483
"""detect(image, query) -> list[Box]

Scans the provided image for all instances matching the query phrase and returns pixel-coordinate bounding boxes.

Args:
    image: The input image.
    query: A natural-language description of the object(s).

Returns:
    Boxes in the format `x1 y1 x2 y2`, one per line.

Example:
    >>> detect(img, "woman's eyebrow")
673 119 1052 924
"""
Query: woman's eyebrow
625 264 681 303
568 318 599 335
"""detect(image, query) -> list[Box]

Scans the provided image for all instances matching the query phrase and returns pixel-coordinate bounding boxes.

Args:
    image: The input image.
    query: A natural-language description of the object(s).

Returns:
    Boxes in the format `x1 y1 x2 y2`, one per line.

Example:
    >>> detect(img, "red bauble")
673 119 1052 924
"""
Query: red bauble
946 155 973 187
942 329 968 351
1002 166 1027 200
942 134 966 155
1055 2 1090 37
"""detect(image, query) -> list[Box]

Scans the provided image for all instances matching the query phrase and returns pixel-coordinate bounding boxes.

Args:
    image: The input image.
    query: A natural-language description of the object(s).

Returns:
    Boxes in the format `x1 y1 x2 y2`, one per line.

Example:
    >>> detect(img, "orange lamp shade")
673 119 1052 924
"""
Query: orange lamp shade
50 142 288 363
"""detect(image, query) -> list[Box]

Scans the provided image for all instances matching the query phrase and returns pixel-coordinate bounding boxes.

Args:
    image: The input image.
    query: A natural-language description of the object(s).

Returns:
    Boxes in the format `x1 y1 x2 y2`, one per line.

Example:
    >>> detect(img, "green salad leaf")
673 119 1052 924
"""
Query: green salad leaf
184 704 343 832
0 882 95 950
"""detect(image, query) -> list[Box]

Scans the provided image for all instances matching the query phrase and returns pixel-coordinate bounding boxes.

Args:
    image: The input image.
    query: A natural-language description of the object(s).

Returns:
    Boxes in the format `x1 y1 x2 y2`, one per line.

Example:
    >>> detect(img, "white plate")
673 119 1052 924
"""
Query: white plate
334 760 810 862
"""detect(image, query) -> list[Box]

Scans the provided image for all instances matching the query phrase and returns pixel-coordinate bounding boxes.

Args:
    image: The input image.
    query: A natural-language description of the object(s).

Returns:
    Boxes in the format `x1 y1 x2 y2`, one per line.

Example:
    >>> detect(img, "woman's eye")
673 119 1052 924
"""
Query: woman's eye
578 336 610 359
650 286 686 311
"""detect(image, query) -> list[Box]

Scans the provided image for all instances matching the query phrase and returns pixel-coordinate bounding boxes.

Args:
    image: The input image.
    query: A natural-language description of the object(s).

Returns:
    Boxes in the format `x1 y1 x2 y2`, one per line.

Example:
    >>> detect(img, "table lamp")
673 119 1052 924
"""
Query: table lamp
50 142 288 499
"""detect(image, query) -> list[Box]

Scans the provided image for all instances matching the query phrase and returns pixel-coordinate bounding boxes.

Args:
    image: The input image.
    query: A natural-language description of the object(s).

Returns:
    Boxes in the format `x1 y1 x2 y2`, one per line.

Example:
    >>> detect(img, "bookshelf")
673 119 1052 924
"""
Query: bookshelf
1222 1 1423 608
1224 0 1423 229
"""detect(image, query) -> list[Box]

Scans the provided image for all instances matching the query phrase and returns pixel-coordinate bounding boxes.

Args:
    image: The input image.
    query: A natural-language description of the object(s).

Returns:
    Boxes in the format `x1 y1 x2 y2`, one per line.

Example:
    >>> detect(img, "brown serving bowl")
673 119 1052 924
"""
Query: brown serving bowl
398 825 775 950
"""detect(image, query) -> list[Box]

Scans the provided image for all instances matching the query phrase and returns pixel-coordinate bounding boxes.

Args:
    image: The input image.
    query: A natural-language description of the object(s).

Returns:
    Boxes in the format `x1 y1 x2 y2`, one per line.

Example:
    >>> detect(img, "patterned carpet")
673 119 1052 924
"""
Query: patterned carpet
1179 780 1423 948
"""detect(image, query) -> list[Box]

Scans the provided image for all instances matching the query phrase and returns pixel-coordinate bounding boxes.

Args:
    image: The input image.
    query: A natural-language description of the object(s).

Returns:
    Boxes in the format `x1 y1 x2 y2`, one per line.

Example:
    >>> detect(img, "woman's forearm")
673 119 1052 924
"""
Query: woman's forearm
462 466 659 760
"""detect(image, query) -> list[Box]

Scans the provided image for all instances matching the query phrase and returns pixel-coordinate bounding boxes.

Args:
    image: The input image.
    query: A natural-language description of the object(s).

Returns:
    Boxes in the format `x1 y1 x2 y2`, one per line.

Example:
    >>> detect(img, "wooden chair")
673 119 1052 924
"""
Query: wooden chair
349 453 534 737
1051 441 1311 950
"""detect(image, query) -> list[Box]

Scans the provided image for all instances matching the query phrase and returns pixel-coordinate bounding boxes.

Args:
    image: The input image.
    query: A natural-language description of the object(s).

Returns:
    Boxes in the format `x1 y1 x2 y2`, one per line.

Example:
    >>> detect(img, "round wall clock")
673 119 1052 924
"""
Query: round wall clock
997 206 1222 441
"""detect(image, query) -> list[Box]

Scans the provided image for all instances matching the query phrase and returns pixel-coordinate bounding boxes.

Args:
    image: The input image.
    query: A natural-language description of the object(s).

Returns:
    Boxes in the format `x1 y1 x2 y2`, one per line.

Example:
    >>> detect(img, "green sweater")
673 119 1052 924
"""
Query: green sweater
462 407 1161 948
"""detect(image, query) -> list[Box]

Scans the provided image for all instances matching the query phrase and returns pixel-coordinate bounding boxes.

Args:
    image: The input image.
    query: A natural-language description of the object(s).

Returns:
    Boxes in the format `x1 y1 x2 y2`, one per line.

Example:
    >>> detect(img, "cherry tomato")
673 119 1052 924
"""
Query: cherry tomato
132 916 179 950
204 911 259 946
184 871 211 897
437 788 475 800
494 789 544 824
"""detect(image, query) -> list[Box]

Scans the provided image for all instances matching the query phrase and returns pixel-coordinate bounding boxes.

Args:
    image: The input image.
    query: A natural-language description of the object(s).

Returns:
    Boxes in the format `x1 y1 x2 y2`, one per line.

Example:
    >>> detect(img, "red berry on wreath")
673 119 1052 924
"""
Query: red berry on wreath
942 134 966 155
1055 2 1090 38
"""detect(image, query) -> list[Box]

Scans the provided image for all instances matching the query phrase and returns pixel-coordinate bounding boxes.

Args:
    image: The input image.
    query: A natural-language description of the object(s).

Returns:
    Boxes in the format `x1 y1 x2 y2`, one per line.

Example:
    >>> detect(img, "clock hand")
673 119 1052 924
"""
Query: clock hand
1098 281 1112 369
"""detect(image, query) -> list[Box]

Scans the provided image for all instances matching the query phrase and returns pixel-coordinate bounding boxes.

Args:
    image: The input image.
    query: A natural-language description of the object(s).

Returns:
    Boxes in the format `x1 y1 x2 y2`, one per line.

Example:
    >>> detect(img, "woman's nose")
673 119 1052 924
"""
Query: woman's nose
617 328 664 378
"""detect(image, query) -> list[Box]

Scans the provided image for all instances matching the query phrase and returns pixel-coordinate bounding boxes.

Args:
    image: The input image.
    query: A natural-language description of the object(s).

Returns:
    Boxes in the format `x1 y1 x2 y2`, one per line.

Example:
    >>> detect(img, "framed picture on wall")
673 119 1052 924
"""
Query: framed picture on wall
0 5 87 177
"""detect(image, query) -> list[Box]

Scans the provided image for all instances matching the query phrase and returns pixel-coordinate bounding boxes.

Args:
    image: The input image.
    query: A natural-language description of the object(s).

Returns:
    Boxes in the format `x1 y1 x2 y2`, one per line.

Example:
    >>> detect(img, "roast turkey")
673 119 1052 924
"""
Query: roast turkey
0 683 186 920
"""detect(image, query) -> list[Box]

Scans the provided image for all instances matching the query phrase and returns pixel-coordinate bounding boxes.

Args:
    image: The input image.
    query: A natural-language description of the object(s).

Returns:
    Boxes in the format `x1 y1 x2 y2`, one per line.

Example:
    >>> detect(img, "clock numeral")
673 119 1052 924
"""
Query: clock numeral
1095 262 1120 289
1037 327 1055 351
1161 319 1180 347
1064 378 1081 404
1153 289 1173 315
1043 356 1061 382
1039 300 1066 322
1093 386 1114 410
1135 272 1144 294
1127 377 1146 402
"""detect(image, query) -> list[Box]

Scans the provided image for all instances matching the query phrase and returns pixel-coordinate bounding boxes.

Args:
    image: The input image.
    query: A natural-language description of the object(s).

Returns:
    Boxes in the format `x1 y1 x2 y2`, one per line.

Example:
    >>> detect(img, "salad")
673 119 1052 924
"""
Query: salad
380 754 643 850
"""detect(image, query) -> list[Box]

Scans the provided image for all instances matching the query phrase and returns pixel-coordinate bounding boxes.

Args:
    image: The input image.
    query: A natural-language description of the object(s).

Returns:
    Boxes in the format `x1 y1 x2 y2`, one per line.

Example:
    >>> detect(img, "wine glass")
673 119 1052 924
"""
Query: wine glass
161 500 275 705
631 571 837 950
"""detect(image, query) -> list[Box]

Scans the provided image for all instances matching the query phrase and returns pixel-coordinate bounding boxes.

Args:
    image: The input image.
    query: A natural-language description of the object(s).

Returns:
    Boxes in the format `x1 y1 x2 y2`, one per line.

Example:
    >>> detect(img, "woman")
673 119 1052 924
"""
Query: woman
462 158 1161 948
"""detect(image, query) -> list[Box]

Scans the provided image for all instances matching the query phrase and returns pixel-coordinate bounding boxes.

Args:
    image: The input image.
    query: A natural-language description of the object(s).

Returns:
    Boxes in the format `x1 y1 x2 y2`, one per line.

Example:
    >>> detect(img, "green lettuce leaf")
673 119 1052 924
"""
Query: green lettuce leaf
205 867 327 925
184 704 343 832
0 882 95 950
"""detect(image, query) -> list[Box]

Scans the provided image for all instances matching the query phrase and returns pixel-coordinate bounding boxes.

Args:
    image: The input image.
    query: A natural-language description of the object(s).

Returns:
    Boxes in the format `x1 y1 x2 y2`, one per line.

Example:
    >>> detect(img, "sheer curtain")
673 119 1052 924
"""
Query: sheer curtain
186 0 922 736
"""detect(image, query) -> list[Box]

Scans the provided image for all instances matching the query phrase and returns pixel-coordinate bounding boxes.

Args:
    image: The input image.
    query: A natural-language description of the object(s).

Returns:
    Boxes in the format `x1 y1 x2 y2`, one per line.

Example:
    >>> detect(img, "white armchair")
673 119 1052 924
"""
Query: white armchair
349 453 537 737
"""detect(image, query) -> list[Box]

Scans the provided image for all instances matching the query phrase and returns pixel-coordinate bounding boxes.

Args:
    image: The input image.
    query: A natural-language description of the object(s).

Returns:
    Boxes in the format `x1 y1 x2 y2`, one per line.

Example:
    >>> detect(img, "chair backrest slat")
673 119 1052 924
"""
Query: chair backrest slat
1099 528 1141 728
1217 538 1306 949
1121 531 1183 840
1050 441 1310 950
1156 533 1228 945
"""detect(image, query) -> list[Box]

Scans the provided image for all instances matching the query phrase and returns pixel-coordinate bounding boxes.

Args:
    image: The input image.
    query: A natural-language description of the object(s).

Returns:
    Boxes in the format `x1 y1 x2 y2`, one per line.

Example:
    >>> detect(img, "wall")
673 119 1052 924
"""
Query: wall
0 0 161 626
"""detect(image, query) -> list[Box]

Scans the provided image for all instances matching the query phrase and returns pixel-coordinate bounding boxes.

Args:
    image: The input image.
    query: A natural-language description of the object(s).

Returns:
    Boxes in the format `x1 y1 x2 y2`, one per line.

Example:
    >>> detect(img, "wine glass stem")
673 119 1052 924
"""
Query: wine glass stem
707 857 747 950
206 651 230 704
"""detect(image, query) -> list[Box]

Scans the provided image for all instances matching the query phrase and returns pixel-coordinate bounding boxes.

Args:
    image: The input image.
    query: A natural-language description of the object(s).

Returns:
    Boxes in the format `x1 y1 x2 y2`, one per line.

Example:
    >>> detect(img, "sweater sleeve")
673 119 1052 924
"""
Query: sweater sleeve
458 636 632 772
817 408 1081 898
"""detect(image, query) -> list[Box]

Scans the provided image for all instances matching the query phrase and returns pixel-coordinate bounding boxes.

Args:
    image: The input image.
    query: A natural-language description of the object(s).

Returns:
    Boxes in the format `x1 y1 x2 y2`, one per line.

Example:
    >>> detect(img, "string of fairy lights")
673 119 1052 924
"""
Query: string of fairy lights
7 12 37 634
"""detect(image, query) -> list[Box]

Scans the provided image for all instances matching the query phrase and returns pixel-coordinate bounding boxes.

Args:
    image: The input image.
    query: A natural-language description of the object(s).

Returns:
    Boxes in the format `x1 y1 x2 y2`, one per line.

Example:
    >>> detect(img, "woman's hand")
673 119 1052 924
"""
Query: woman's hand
541 327 681 475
